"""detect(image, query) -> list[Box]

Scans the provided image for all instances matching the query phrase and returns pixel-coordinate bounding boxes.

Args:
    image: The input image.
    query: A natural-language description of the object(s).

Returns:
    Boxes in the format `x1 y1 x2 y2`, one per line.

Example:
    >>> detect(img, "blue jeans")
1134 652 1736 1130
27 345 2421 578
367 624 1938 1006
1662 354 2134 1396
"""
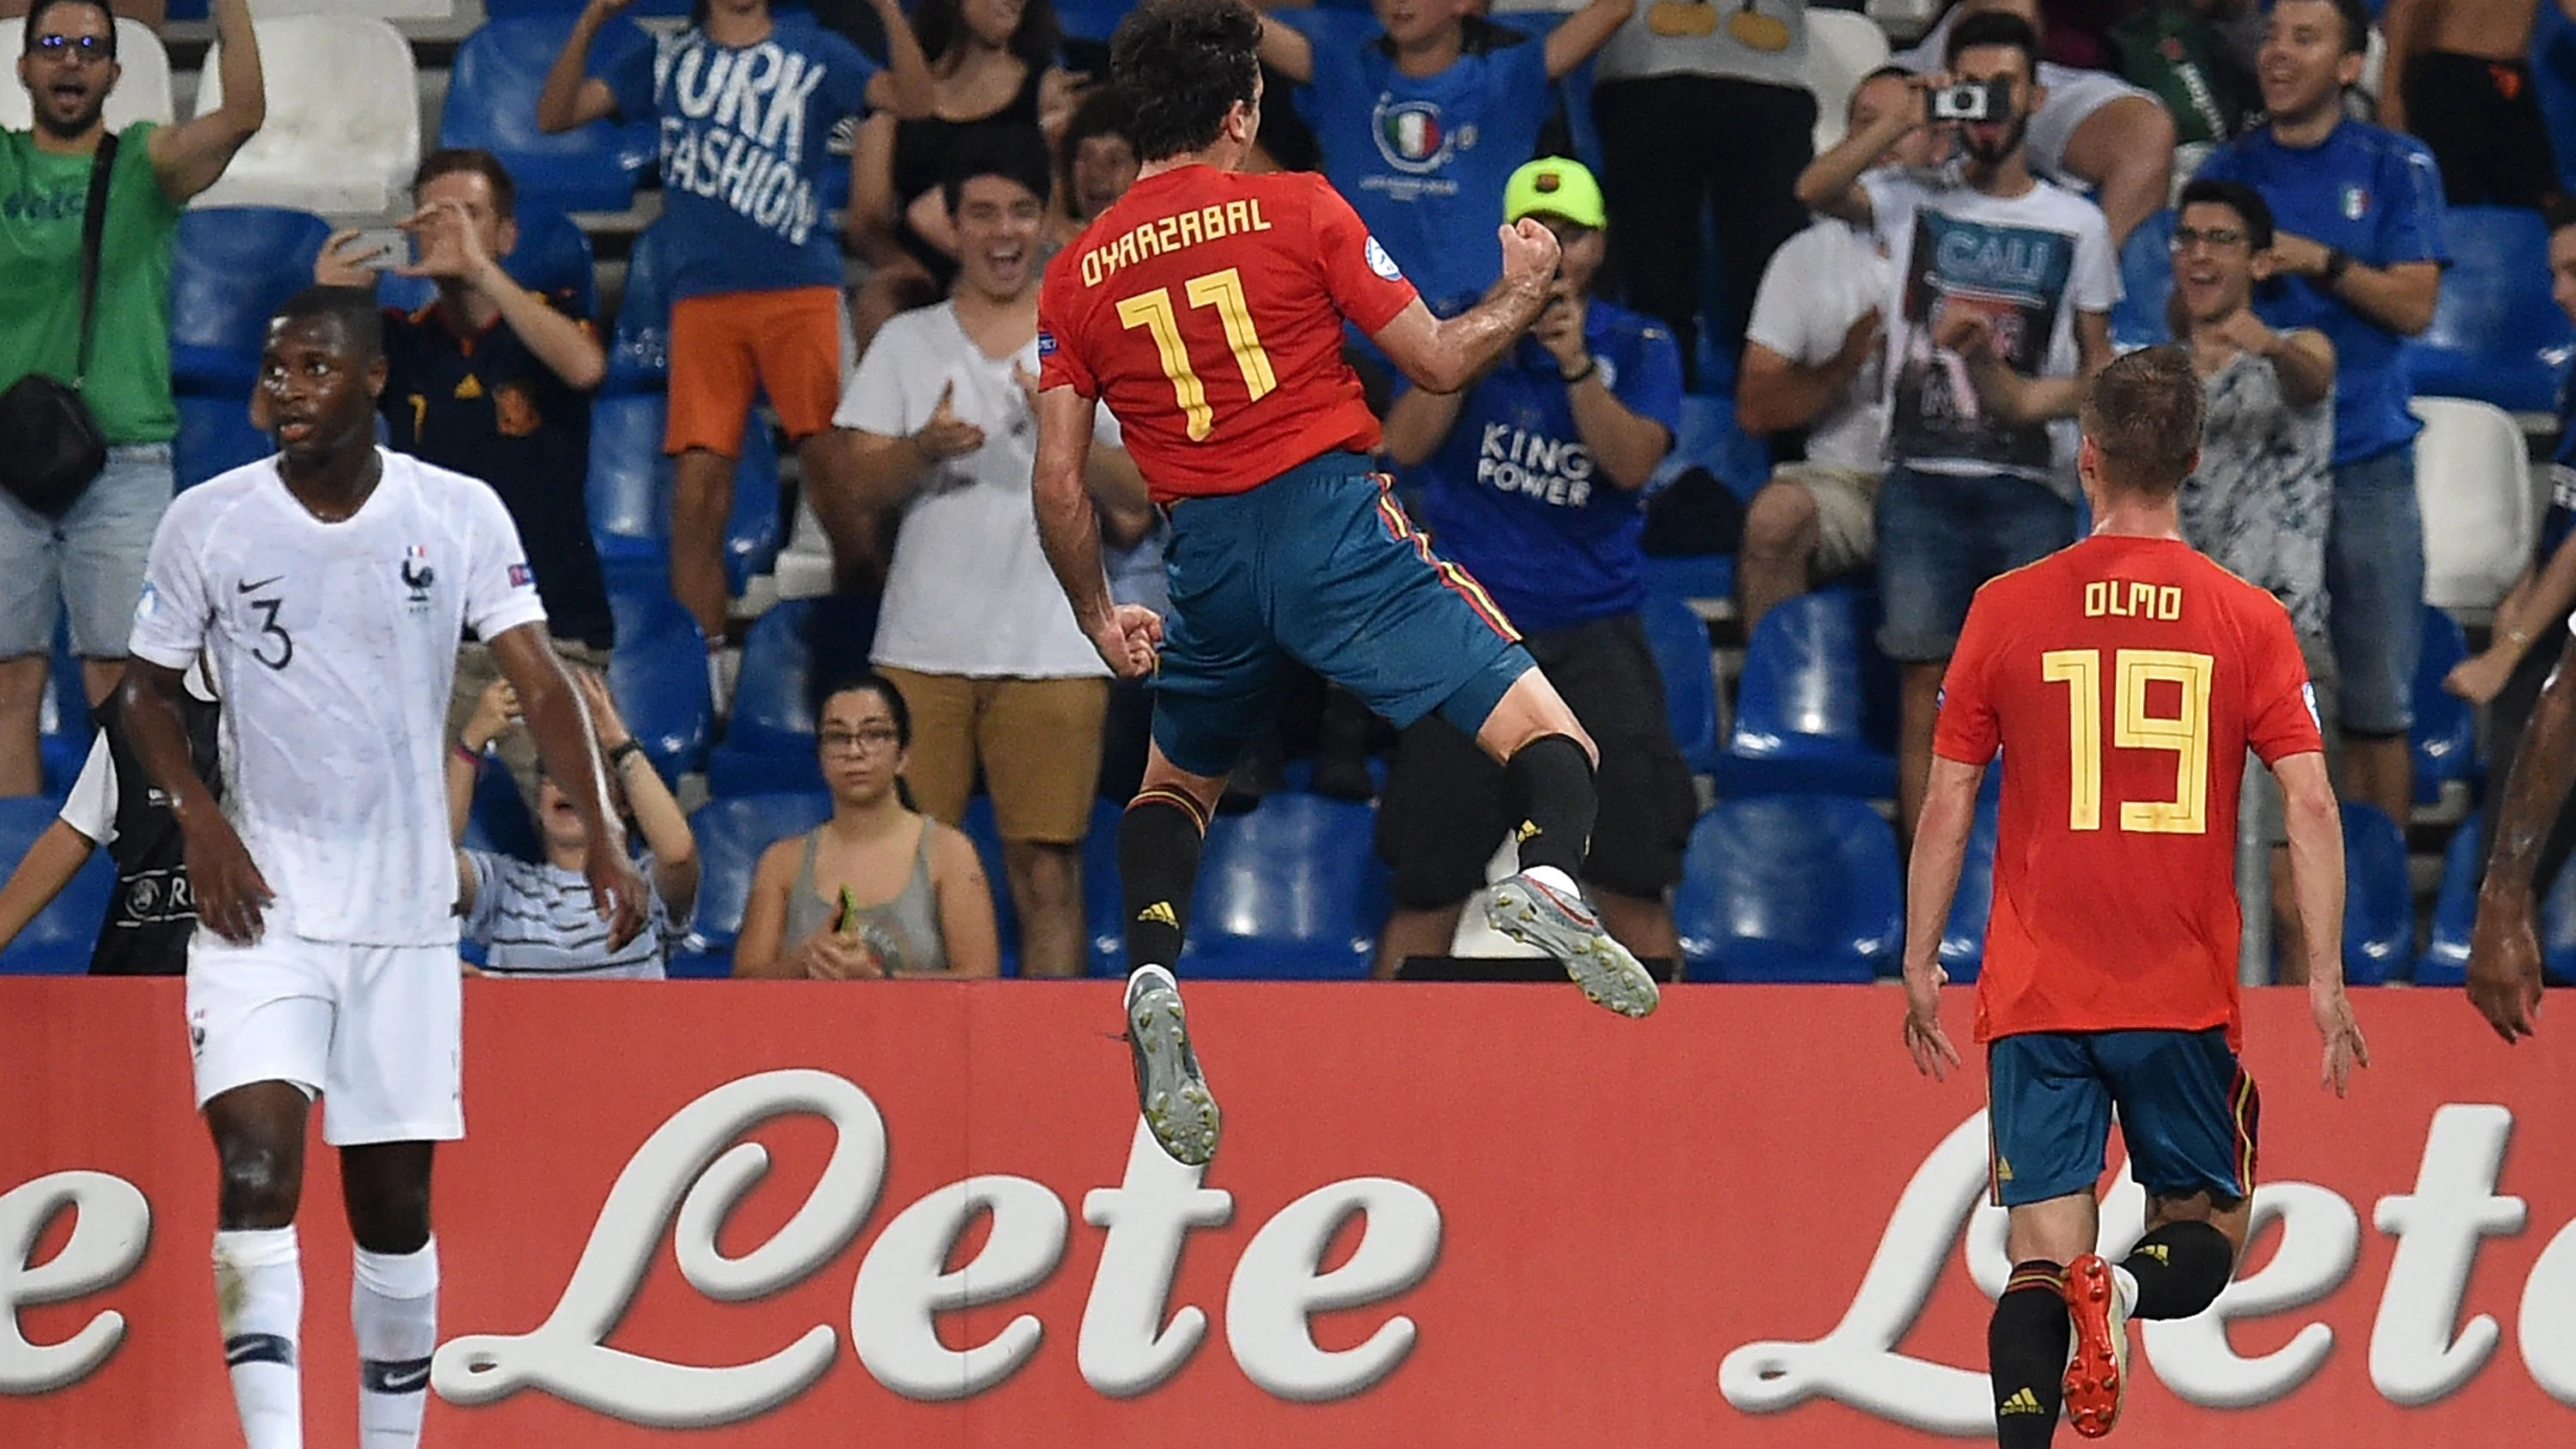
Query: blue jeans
1874 464 2077 663
2324 444 2423 737
0 443 177 658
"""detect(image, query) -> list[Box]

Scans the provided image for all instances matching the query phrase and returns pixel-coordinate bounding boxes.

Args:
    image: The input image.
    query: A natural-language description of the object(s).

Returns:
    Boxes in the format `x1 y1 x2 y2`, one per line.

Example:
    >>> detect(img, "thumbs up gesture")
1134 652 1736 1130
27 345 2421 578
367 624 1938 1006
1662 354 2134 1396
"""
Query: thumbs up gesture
911 379 986 463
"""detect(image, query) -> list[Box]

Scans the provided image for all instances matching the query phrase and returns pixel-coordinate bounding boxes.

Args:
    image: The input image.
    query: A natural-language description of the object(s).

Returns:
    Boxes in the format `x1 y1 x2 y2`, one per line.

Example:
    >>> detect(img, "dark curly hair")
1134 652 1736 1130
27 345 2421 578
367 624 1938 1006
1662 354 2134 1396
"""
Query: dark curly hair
1110 0 1261 163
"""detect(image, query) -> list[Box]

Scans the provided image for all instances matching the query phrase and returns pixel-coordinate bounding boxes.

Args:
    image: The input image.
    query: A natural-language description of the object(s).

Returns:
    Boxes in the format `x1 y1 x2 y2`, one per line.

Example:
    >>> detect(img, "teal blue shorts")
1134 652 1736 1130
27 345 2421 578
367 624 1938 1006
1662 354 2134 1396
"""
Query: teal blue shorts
1987 1028 2259 1208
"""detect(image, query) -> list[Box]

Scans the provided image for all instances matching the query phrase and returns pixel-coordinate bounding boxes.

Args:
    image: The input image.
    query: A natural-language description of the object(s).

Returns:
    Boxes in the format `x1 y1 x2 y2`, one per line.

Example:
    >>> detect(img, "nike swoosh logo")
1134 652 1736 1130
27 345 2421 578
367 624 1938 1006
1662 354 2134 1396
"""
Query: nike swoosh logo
381 1366 430 1393
237 576 283 594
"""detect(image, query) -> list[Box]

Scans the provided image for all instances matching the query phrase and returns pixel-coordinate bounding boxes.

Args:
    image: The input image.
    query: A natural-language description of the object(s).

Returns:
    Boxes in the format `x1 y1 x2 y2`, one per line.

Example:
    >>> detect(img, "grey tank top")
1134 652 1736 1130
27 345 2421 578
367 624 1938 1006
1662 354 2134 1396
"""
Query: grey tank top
782 819 947 975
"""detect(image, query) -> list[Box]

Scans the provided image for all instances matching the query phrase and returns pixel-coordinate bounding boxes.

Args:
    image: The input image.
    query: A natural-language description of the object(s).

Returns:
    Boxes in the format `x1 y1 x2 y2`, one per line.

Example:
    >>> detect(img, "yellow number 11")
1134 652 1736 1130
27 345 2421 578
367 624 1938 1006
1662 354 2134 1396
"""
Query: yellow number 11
1116 268 1278 441
2040 648 2215 834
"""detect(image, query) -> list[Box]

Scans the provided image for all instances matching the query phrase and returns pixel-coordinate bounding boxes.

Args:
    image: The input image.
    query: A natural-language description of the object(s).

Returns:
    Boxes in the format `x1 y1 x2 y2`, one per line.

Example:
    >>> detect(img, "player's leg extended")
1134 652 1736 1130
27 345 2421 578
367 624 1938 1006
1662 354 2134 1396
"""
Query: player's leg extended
2096 1029 2263 1329
342 1141 439 1449
1121 743 1227 1166
205 1082 313 1449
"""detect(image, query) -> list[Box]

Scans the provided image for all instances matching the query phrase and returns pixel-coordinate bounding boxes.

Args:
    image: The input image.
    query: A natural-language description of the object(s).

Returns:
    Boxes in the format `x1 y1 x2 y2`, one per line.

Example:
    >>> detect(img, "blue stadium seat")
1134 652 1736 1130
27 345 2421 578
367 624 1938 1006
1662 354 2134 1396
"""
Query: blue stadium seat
1712 587 1899 798
1673 794 1904 981
606 585 714 780
1085 796 1127 976
670 791 835 976
1938 783 2003 982
2421 810 2481 987
2341 803 2410 985
1175 793 1388 979
175 393 269 489
0 797 113 975
440 15 656 214
1651 392 1770 501
1639 592 1721 773
2539 3 2576 197
707 600 825 797
170 208 334 392
374 205 599 320
1643 554 1735 607
584 393 786 594
2415 604 2477 804
485 0 696 13
2404 207 2575 412
2110 208 2177 352
1056 0 1134 40
604 221 672 392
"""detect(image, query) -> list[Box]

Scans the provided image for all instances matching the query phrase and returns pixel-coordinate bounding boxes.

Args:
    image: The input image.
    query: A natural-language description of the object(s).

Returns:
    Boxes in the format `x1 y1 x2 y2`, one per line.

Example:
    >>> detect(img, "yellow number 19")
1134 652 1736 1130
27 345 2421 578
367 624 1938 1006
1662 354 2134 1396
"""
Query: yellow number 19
1116 268 1277 441
2039 648 2215 834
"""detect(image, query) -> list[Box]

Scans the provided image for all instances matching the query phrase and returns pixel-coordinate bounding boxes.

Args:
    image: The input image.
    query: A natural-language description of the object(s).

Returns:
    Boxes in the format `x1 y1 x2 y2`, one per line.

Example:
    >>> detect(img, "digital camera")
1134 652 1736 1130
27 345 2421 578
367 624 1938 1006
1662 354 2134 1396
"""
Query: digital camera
1928 78 2011 124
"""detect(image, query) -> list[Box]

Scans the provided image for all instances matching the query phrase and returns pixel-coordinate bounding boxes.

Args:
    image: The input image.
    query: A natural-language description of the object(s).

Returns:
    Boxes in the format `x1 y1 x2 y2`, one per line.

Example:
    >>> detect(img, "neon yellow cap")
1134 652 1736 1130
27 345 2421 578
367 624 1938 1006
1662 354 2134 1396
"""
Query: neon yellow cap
1502 156 1606 229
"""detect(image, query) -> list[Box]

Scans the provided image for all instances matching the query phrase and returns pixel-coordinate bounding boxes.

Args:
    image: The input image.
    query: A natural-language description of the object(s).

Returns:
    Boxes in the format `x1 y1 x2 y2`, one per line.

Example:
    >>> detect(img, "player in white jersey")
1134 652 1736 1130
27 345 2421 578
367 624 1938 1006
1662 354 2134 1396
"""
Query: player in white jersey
117 287 647 1449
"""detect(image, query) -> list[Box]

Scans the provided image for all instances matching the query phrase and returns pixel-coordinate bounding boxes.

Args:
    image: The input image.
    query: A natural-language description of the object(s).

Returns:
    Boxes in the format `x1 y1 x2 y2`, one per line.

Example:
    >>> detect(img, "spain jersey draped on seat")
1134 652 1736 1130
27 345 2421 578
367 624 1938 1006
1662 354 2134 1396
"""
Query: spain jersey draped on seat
1933 536 2324 1047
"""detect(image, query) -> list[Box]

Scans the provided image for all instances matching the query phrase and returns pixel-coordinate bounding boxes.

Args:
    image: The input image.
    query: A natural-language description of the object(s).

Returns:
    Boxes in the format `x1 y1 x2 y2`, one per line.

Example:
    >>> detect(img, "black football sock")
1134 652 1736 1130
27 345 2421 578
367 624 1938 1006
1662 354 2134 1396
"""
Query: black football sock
1503 734 1595 880
1120 786 1208 973
1991 1261 2070 1449
2122 1220 2237 1320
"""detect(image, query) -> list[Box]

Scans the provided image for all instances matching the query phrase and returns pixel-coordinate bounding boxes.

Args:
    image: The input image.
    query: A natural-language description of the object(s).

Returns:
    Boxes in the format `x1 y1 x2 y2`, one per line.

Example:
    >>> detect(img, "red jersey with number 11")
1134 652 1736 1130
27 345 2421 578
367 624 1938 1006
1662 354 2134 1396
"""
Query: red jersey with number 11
1037 165 1419 501
1933 536 2324 1048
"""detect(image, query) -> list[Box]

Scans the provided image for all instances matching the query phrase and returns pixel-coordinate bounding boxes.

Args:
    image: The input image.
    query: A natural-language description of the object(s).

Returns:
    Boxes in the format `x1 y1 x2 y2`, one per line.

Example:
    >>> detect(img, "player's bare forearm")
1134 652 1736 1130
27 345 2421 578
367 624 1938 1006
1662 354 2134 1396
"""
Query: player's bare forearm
2484 636 2576 899
1381 288 1549 397
1035 387 1115 630
118 660 223 834
0 821 96 953
2277 751 2347 986
1903 757 1984 975
490 626 623 853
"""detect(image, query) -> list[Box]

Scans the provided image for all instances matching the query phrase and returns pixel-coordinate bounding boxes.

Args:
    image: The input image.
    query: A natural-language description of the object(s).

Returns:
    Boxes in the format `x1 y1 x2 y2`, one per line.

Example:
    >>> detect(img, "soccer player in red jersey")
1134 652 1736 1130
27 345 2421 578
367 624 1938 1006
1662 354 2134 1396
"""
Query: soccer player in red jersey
1031 0 1660 1168
1897 349 2369 1443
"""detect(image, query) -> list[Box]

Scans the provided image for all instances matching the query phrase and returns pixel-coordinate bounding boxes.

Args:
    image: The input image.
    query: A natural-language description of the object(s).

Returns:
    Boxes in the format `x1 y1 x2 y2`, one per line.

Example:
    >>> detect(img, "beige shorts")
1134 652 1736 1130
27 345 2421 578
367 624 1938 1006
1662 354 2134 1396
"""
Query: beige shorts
1769 462 1882 580
877 668 1109 845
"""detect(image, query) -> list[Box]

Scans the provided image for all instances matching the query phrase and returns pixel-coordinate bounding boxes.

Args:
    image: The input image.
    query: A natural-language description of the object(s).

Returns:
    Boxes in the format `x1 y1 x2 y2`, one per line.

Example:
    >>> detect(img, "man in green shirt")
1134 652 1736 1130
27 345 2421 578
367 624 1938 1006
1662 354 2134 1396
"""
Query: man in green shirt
0 0 262 795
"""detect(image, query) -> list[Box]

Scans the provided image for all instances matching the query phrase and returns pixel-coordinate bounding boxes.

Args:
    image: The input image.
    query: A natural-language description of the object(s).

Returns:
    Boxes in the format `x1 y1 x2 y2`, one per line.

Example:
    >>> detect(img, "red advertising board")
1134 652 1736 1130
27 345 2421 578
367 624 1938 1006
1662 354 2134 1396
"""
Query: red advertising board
3 979 2575 1446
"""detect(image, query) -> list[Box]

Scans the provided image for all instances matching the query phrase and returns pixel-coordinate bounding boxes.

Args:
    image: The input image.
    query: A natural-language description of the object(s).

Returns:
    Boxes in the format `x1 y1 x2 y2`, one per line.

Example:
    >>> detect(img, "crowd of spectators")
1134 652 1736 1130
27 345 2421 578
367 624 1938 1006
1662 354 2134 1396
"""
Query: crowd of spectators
3 0 2574 982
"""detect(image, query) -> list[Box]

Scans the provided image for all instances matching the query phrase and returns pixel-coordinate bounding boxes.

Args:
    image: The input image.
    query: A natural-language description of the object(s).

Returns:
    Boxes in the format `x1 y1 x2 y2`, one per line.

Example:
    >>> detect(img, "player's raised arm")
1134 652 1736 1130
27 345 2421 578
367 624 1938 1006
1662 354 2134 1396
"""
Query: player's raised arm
488 623 648 948
1370 220 1561 395
2468 633 2576 1041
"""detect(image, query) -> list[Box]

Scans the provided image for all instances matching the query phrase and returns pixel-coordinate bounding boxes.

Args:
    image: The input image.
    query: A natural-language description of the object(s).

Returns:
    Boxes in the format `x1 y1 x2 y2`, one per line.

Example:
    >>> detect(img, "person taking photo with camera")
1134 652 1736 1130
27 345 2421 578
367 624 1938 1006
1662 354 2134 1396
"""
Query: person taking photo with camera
1794 8 2117 852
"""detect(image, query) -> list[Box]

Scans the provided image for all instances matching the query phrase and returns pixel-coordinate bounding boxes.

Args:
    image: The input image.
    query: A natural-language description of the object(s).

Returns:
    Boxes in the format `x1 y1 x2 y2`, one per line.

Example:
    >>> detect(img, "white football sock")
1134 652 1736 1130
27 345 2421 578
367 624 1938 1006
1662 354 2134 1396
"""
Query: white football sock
214 1227 303 1449
353 1240 440 1448
2111 1264 2141 1320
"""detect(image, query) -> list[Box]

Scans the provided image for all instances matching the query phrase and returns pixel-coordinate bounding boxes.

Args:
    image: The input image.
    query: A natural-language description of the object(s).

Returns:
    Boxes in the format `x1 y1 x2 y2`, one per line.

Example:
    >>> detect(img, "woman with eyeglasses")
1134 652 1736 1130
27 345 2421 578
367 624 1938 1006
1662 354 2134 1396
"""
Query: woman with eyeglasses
732 671 1003 979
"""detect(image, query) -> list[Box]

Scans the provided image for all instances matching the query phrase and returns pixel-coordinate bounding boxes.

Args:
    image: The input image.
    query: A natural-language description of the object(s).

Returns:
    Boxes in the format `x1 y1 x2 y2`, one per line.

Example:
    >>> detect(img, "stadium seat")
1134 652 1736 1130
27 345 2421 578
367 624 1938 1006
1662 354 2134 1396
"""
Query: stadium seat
2109 209 2177 353
606 585 714 781
2420 810 2480 987
604 221 672 393
2341 803 2410 985
441 15 659 215
585 393 787 594
0 19 170 131
191 17 421 215
374 205 599 320
2539 3 2576 197
2545 841 2576 982
1938 784 2002 982
0 797 113 975
1651 393 1771 502
1643 554 1735 608
706 600 824 797
1084 797 1127 976
2411 396 2533 612
2404 207 2575 413
1639 592 1721 773
1176 793 1388 979
1713 587 1899 798
670 791 835 976
2415 604 2477 805
1806 9 1893 152
486 0 696 14
1673 794 1904 982
175 394 269 490
169 208 335 393
959 795 1022 976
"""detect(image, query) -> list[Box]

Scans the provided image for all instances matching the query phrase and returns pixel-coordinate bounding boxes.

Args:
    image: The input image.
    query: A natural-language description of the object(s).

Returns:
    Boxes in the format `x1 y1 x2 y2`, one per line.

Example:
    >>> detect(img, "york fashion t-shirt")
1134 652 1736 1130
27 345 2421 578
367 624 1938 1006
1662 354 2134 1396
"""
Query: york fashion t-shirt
1742 216 1890 473
1862 170 2119 493
839 302 1119 680
1406 297 1683 634
603 13 877 301
1277 9 1553 310
129 451 547 944
0 123 183 444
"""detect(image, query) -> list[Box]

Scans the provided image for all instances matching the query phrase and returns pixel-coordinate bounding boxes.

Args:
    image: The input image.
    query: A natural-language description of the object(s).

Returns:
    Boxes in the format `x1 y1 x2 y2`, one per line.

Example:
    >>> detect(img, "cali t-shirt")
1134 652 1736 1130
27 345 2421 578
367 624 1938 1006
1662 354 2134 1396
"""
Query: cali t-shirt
0 123 183 444
838 302 1119 680
1742 216 1890 473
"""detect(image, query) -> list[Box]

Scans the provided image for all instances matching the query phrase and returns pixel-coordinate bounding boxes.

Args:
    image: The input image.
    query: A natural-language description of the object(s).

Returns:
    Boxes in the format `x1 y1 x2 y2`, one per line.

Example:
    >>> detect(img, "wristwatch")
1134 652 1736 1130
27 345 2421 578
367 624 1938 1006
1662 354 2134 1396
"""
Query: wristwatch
2320 248 2352 287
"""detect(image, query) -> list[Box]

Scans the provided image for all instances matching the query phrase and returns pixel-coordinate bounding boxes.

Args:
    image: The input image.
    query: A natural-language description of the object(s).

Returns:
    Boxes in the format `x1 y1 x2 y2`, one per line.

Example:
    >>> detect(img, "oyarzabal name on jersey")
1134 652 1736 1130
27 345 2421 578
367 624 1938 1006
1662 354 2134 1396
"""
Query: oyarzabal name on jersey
1079 199 1274 287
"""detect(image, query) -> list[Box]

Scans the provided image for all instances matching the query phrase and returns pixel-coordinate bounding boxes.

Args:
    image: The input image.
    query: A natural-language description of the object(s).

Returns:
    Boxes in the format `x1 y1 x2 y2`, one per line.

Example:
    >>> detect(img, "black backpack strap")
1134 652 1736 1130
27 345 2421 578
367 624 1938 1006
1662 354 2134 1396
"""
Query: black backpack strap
71 130 118 388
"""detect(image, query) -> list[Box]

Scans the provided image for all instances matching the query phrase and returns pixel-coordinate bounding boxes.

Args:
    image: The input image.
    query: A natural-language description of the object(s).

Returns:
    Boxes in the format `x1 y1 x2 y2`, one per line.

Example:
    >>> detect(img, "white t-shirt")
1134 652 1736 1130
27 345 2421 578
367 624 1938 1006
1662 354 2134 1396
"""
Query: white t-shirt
58 735 115 844
1743 217 1893 474
129 451 547 945
1860 171 2118 492
836 302 1118 680
1896 21 2154 186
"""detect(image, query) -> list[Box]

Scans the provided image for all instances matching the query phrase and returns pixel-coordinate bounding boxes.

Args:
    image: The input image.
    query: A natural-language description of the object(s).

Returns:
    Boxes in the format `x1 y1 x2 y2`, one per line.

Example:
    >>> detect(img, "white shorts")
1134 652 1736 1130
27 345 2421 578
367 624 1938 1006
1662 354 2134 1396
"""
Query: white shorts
185 931 465 1146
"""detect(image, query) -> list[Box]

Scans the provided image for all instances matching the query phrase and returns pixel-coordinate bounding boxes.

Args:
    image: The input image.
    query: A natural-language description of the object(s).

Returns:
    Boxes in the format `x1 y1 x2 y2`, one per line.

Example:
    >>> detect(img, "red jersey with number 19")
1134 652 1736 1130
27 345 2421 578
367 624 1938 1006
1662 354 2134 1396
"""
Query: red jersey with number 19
1037 165 1419 501
1933 536 2324 1048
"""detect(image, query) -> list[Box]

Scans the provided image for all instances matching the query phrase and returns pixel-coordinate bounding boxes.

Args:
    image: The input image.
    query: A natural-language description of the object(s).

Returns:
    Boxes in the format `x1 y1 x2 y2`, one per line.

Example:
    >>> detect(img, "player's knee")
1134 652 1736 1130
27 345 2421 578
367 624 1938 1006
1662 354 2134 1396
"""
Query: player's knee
348 1183 433 1257
215 1138 302 1228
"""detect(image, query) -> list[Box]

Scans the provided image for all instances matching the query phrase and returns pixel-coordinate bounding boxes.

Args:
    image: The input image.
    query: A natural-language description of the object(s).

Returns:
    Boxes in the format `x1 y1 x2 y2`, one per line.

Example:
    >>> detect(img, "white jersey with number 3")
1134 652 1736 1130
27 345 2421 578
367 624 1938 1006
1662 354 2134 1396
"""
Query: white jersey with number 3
130 449 547 945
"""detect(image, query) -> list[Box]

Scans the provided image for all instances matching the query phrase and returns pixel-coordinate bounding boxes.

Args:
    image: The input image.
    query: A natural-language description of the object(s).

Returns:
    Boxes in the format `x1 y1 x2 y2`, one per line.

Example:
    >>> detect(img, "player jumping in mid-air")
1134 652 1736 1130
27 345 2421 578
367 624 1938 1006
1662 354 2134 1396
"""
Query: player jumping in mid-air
119 287 647 1449
1032 0 1658 1167
1898 349 2367 1443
